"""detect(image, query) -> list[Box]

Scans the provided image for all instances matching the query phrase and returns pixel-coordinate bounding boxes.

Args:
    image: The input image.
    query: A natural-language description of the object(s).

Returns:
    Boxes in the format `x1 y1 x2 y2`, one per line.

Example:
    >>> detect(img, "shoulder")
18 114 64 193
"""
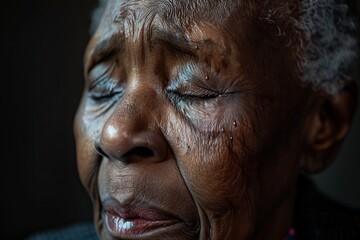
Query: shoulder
295 175 360 240
27 222 98 240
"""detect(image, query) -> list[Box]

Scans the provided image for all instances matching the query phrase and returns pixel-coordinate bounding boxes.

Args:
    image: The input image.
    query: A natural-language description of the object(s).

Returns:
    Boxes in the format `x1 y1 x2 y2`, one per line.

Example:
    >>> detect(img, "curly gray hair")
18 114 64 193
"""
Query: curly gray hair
294 0 358 94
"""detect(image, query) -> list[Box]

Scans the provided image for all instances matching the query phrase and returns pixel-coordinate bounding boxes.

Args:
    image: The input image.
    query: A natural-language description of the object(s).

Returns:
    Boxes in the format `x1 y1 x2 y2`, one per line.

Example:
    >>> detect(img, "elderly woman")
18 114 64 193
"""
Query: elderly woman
65 0 360 239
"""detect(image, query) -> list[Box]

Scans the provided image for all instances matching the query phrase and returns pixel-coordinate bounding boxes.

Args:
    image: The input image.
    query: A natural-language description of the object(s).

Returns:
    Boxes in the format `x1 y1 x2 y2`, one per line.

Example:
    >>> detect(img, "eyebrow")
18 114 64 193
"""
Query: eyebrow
150 28 197 57
87 32 125 71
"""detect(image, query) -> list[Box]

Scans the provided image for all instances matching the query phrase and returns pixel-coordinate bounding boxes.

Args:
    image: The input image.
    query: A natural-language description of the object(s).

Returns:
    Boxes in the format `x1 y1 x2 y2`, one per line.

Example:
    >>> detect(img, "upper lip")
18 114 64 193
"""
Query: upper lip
102 197 180 222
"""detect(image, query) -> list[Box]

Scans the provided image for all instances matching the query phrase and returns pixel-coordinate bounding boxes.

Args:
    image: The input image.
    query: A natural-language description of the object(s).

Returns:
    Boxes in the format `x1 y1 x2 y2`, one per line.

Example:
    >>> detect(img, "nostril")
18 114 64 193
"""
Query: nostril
123 147 155 159
95 143 110 158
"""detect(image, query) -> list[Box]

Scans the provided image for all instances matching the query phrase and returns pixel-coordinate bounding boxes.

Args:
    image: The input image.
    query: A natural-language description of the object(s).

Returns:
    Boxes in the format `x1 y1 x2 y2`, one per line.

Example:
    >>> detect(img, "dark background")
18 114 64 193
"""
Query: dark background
1 1 359 239
1 1 97 239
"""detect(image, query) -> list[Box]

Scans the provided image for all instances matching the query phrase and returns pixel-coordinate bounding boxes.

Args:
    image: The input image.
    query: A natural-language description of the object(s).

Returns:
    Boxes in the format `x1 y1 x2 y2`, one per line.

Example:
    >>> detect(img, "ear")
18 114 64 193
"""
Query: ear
301 81 358 174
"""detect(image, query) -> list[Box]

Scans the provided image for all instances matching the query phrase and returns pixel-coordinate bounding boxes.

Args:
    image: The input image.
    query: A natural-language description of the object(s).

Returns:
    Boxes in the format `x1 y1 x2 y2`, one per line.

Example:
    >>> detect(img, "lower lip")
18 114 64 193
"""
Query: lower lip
104 211 179 238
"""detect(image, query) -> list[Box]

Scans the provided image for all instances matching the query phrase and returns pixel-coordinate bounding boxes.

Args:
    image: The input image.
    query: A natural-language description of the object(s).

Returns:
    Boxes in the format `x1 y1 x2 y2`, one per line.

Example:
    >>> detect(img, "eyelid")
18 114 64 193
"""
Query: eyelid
167 82 222 101
88 66 112 91
86 63 124 102
88 78 123 103
87 53 117 76
179 83 220 96
87 61 119 87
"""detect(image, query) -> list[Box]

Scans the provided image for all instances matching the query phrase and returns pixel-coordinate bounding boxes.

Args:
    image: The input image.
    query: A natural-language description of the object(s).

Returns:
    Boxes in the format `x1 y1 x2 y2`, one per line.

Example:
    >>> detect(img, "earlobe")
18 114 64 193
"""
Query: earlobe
301 81 358 174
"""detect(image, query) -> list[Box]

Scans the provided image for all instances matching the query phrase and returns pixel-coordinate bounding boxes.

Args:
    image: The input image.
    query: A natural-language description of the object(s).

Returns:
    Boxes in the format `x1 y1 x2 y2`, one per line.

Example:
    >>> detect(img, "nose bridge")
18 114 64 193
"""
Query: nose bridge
113 81 159 129
98 83 167 163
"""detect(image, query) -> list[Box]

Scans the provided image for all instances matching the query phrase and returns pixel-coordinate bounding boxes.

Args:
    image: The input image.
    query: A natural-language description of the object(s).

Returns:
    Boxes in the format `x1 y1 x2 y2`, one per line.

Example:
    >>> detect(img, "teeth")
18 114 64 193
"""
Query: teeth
112 216 134 232
123 221 134 230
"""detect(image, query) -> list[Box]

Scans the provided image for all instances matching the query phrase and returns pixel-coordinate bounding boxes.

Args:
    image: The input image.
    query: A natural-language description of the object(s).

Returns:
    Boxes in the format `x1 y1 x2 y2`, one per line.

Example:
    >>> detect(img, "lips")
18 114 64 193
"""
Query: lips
97 160 199 239
102 199 181 238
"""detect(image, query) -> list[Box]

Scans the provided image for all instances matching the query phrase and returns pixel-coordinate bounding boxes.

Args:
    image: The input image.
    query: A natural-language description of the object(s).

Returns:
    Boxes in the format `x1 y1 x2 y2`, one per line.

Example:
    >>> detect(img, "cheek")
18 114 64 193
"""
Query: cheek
75 133 97 190
183 141 252 209
74 102 103 195
165 98 261 213
256 111 307 208
165 111 262 239
184 96 242 132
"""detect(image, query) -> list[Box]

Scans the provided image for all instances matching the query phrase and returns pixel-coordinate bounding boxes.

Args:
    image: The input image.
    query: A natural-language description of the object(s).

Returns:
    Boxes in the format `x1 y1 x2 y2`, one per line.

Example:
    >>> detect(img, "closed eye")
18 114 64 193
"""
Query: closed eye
167 89 220 101
166 78 225 102
88 78 123 102
87 64 124 103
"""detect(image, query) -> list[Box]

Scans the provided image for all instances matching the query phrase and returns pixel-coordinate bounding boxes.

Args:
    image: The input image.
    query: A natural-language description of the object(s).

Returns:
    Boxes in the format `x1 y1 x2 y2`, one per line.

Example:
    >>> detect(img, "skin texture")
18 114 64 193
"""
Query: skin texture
74 0 357 239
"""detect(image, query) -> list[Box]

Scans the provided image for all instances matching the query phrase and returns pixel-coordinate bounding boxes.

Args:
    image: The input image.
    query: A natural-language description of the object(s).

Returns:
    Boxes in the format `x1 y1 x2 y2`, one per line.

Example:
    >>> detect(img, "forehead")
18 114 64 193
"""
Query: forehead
96 0 262 38
94 0 299 48
91 0 267 57
104 0 239 23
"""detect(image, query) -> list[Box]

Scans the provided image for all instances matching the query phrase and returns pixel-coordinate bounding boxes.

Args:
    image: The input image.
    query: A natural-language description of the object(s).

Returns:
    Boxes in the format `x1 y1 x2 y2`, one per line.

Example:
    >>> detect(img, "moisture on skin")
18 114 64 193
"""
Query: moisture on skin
74 0 357 239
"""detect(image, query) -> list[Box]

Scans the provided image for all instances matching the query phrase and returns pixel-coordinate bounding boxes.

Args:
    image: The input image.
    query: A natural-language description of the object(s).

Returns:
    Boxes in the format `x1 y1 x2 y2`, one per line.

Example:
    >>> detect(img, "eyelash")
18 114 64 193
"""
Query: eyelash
89 81 122 102
183 91 219 99
167 72 224 101
167 89 221 104
87 68 123 102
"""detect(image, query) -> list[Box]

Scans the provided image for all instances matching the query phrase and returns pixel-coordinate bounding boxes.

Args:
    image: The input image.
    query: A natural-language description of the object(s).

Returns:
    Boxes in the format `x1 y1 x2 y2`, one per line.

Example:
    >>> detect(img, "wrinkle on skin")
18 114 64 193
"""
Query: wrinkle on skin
75 0 320 239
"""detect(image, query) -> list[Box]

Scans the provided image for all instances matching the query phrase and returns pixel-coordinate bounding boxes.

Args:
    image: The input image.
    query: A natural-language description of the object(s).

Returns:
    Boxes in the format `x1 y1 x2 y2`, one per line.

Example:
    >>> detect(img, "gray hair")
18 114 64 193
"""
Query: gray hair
293 0 358 94
89 0 358 95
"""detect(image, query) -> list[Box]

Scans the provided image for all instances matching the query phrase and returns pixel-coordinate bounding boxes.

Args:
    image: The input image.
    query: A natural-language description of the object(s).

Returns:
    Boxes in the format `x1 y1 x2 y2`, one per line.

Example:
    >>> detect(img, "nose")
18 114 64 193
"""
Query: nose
95 94 168 164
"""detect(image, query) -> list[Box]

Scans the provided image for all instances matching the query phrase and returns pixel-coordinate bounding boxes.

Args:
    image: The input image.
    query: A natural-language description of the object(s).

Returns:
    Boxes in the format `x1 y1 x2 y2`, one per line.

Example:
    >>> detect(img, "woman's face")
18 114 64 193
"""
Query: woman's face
74 0 315 239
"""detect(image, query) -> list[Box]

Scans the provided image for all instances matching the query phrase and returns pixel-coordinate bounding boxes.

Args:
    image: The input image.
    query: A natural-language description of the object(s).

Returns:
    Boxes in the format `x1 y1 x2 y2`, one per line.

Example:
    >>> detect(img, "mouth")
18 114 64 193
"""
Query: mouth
102 199 182 238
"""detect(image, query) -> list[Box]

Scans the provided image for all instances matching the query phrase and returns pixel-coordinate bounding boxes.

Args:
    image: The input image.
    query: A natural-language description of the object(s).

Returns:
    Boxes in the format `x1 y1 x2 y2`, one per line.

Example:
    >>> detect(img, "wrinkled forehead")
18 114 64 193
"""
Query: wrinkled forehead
94 0 266 37
102 0 239 24
93 0 300 42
